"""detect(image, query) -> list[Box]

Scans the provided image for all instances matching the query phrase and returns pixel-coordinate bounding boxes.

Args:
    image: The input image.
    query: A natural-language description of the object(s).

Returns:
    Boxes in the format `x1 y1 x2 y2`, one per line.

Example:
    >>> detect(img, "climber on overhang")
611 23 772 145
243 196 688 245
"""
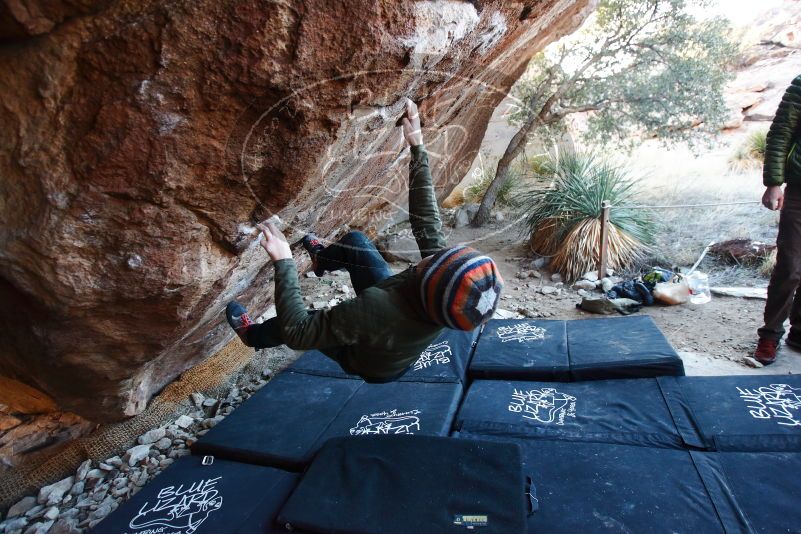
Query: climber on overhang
224 99 503 382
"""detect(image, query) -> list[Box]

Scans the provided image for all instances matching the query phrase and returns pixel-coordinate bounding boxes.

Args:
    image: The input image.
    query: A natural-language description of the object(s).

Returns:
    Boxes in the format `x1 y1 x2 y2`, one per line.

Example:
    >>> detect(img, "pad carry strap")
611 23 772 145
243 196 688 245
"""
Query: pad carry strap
526 476 539 514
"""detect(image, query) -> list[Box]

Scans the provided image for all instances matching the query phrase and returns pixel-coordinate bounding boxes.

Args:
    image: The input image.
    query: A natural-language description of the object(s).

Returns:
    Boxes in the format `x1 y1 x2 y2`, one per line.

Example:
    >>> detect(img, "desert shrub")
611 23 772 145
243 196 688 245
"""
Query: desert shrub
518 149 655 281
463 156 522 208
729 129 768 172
759 249 777 277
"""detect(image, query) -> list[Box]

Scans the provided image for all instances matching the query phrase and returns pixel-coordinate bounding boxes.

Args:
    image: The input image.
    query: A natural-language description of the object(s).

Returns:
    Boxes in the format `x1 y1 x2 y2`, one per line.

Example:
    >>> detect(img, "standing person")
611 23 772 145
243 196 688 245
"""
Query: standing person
755 74 801 364
226 99 504 381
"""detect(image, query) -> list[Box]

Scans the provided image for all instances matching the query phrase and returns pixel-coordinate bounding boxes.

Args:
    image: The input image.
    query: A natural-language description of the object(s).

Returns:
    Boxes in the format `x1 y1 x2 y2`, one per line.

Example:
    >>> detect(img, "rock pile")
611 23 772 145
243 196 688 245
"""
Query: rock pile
0 374 274 534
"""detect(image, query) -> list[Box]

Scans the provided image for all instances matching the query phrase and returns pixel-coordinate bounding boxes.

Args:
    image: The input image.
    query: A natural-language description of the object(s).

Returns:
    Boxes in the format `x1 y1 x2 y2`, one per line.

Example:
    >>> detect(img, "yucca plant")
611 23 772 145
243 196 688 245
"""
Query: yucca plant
518 149 654 281
729 129 768 172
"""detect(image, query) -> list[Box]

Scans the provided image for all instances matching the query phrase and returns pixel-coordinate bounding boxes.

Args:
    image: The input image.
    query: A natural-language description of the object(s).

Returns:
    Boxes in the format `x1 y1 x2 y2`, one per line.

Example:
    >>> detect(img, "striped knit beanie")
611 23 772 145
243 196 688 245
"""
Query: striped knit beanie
415 246 504 330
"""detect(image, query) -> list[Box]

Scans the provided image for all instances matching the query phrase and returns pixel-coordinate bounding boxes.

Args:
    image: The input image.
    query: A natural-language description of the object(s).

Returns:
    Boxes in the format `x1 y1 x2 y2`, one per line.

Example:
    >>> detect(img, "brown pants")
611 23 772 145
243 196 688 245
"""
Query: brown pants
760 186 801 340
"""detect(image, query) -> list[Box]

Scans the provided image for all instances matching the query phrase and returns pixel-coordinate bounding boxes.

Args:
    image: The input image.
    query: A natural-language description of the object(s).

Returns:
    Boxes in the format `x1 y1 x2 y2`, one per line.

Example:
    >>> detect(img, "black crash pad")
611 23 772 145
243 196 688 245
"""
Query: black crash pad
277 435 528 534
288 327 479 383
661 375 801 451
468 317 684 382
455 378 703 449
455 433 750 534
190 371 362 470
566 316 684 380
91 455 297 534
695 450 801 533
192 371 462 470
469 319 569 381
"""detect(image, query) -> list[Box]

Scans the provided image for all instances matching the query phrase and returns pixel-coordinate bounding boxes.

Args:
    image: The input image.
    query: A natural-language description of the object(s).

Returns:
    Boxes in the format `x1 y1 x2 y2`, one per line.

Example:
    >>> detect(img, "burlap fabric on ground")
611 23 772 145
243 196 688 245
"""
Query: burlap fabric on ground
0 339 271 508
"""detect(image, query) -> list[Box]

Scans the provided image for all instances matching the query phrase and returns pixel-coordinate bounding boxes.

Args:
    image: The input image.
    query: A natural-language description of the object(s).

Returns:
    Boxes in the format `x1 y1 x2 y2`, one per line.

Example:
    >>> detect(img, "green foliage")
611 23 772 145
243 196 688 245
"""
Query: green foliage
520 149 654 244
464 156 522 207
509 0 737 148
729 129 768 172
517 152 555 182
518 148 655 280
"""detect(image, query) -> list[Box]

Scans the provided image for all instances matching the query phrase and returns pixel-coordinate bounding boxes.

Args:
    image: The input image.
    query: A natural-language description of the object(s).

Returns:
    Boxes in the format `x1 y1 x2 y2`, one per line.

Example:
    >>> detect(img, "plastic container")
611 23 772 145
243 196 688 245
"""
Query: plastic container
687 271 712 304
653 276 690 305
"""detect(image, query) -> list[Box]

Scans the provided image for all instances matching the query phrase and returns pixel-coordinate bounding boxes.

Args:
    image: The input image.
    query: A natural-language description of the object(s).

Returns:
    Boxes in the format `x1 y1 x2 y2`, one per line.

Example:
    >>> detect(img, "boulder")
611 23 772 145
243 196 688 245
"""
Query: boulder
124 444 151 466
37 477 73 506
573 280 596 292
174 415 194 429
0 413 21 432
454 206 472 228
137 427 166 445
7 495 37 518
0 412 93 469
530 257 548 270
770 27 801 48
0 0 594 421
0 377 57 414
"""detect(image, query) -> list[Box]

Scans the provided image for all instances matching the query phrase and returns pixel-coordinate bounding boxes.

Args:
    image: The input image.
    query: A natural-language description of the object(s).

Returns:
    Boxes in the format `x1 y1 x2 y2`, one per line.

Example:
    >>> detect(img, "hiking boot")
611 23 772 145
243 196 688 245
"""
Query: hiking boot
226 301 253 346
786 331 801 351
302 234 325 276
754 338 778 365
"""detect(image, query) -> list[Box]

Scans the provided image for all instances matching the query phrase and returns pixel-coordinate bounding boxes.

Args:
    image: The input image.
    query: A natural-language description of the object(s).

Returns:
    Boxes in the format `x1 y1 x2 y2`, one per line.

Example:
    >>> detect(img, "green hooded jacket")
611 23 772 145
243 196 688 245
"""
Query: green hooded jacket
764 75 801 187
271 145 446 380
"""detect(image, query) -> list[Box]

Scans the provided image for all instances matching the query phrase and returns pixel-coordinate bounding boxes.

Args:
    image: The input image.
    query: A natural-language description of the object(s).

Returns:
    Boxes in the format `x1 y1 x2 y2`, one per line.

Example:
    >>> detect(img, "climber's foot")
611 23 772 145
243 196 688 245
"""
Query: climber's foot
226 301 253 346
302 234 325 276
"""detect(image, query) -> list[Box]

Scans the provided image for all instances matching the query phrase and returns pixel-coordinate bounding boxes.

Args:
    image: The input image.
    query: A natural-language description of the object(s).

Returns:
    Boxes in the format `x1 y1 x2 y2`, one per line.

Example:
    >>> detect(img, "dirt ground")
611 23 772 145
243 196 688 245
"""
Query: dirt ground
426 220 801 376
429 42 801 377
288 214 799 377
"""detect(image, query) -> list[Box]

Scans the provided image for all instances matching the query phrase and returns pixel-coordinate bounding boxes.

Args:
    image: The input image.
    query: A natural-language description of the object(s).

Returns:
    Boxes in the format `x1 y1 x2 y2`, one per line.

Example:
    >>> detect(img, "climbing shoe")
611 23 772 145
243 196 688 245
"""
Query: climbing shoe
226 301 253 346
754 338 778 365
302 234 325 276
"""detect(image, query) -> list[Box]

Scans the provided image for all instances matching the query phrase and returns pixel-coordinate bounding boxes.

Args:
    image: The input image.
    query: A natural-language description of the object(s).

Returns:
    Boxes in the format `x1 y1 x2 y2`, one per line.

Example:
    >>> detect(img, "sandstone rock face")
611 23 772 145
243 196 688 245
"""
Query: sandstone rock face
0 0 593 421
0 412 94 469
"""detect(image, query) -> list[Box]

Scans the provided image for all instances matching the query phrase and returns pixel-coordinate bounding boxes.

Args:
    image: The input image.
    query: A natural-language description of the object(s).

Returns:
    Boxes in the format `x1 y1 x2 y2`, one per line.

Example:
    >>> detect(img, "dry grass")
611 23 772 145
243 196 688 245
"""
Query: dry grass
463 154 528 208
529 217 562 256
759 249 777 277
621 130 776 284
729 129 768 173
543 218 645 282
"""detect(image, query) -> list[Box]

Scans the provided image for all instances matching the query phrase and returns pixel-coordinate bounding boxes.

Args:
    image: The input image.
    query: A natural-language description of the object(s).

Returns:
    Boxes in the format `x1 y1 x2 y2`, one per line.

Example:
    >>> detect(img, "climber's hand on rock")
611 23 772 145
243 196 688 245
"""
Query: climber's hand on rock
257 222 292 261
762 185 784 211
402 98 423 147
